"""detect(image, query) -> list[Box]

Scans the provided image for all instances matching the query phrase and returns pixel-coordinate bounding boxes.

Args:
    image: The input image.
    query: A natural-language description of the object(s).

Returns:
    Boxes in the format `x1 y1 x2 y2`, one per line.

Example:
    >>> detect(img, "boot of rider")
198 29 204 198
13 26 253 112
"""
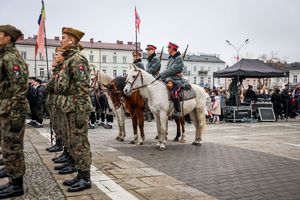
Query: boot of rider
67 170 91 192
0 177 24 198
173 97 181 118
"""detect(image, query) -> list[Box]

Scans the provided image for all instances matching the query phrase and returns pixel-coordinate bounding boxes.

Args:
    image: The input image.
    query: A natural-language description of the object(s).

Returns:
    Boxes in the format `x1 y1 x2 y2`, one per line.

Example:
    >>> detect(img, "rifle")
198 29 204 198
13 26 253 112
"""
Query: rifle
182 44 189 60
50 121 53 145
159 47 164 61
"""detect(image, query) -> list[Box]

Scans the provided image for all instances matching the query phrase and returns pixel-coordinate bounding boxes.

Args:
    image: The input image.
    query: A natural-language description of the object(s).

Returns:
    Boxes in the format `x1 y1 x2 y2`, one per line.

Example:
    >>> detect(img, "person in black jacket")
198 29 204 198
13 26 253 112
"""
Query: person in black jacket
27 77 38 126
281 84 290 119
271 88 283 121
244 85 257 103
34 78 46 128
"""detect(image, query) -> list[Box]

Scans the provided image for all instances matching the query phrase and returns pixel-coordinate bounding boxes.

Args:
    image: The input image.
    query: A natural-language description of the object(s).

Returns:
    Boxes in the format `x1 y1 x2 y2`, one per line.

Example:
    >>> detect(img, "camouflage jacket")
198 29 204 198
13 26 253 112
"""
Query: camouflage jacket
160 51 185 85
46 63 63 107
146 53 161 76
133 59 145 70
55 46 93 113
0 43 29 115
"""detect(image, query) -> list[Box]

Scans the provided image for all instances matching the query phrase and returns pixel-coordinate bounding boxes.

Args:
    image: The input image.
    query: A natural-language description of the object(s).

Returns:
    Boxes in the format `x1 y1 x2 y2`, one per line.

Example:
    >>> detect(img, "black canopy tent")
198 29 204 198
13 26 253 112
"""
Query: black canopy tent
213 58 288 79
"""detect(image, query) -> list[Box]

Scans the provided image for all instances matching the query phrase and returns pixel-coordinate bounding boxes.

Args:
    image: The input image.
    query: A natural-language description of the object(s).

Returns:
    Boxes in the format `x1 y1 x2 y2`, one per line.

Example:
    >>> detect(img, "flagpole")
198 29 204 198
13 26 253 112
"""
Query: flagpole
135 6 138 53
34 52 37 77
42 0 50 80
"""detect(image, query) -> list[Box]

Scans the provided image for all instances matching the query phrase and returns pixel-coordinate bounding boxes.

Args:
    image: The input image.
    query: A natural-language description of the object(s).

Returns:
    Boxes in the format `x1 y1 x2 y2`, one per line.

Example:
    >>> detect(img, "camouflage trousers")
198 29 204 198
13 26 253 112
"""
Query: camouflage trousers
49 106 62 142
58 110 68 148
0 114 25 179
66 112 91 171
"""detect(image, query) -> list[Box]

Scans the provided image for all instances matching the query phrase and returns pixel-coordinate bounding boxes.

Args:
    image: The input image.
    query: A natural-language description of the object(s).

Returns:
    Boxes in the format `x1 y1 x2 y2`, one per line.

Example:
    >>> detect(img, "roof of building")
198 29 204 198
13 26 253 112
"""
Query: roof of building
142 52 225 63
16 37 141 51
287 62 300 71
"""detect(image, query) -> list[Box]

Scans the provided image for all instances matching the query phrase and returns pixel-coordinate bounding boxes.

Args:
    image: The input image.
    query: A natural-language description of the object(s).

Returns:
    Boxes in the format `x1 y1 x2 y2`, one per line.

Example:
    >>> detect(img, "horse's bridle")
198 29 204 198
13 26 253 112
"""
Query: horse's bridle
125 69 157 92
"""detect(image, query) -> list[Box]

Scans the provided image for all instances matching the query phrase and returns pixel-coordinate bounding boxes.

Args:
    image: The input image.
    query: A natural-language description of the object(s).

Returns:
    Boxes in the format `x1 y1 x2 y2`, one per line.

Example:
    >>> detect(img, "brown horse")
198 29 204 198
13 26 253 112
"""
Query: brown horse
107 76 146 144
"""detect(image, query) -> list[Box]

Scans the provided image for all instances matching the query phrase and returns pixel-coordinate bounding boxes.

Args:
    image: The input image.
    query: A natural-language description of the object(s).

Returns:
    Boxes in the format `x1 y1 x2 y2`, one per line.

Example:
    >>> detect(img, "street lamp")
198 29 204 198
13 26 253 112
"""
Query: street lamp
226 39 250 62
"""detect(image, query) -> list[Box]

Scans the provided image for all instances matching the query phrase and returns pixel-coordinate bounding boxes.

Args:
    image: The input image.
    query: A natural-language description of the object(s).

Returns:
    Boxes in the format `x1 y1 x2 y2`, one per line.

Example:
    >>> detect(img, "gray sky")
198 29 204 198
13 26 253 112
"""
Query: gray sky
1 0 300 65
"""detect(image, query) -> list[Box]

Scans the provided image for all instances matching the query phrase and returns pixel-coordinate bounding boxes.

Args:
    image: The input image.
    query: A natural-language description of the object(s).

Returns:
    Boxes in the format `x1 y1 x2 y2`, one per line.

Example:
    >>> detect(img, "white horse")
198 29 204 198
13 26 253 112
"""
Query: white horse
91 71 127 141
123 64 207 150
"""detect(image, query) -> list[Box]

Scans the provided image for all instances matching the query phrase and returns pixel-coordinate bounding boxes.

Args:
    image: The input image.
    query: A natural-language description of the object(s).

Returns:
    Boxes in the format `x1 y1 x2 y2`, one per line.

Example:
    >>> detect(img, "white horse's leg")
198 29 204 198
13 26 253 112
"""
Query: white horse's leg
196 109 206 145
189 109 199 145
114 108 126 141
154 112 161 148
159 112 168 150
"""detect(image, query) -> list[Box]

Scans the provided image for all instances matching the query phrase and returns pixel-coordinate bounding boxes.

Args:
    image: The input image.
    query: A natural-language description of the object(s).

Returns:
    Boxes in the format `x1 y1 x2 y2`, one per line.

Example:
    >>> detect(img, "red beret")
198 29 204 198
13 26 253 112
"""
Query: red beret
168 42 179 50
145 44 157 50
132 51 141 57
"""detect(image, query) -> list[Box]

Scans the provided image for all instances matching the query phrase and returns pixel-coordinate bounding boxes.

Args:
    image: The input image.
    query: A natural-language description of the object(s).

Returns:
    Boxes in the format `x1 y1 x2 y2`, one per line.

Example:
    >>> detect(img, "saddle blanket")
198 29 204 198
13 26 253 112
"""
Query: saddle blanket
169 88 196 101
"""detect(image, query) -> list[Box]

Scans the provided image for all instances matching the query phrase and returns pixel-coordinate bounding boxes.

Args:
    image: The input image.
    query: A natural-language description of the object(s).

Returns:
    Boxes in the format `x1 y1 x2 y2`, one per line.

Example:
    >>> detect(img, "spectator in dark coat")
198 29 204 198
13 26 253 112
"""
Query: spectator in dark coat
271 88 283 121
34 78 46 127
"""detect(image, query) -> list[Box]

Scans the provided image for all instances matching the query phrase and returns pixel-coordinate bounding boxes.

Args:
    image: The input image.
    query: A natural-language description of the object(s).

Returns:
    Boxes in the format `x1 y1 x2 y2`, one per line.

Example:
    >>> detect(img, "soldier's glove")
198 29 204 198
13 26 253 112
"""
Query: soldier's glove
155 74 161 80
10 111 23 132
75 112 86 129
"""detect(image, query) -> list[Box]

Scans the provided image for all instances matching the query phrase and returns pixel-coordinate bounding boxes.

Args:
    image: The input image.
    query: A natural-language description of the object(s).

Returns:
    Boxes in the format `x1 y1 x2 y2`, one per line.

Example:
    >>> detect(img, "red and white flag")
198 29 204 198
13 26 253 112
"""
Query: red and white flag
135 6 141 34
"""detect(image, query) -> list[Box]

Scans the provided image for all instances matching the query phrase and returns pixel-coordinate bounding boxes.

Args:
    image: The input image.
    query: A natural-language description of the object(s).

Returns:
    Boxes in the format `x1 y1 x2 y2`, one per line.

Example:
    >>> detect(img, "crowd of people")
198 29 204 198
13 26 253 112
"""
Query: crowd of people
204 83 300 123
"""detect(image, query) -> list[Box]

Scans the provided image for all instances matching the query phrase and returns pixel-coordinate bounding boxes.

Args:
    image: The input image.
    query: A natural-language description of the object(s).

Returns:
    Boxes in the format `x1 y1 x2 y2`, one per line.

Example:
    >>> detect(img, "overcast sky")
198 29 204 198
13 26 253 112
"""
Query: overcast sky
1 0 300 65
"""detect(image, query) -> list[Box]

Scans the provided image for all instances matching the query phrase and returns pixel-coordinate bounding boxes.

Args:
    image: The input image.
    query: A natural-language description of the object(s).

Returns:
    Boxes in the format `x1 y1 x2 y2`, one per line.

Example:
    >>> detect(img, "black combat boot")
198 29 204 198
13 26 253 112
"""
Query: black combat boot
52 148 68 162
58 157 77 175
47 139 63 152
67 170 91 192
46 139 61 151
173 97 181 117
63 171 81 186
53 154 69 164
0 177 24 198
0 168 8 179
54 163 69 171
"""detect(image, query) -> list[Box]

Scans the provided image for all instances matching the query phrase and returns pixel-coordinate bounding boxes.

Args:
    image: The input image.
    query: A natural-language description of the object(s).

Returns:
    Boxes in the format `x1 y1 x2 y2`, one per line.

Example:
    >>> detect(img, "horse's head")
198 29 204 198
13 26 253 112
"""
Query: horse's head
123 64 142 96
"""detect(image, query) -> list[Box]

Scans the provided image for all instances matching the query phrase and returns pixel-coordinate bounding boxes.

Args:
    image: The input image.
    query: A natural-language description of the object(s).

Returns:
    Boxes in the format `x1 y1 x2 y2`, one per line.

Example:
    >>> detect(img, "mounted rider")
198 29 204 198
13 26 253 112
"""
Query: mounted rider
156 42 185 117
132 51 144 70
145 44 161 77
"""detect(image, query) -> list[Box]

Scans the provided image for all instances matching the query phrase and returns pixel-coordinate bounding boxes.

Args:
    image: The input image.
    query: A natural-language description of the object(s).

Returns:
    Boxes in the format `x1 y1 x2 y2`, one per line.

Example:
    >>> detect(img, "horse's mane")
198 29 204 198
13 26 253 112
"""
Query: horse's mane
113 76 127 90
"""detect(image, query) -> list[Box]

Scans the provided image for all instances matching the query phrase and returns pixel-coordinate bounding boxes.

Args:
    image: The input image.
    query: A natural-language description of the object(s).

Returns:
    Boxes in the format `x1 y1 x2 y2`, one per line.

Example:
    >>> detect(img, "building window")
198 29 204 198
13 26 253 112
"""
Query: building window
201 66 204 71
20 51 26 59
89 55 94 62
113 70 117 77
194 66 197 72
253 80 256 86
102 69 106 74
113 56 117 63
123 70 127 76
293 75 297 83
217 78 220 84
123 56 127 64
200 77 204 86
208 77 211 84
40 68 44 77
193 77 197 84
102 55 107 63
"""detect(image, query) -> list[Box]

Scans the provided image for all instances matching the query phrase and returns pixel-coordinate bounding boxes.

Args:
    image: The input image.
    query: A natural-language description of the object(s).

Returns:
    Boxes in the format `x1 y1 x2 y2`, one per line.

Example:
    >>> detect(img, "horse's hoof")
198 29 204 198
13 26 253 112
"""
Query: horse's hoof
154 136 158 140
180 140 186 143
165 136 168 140
115 136 120 140
192 142 197 145
173 138 179 142
119 138 124 142
129 140 135 144
138 142 143 145
158 147 165 151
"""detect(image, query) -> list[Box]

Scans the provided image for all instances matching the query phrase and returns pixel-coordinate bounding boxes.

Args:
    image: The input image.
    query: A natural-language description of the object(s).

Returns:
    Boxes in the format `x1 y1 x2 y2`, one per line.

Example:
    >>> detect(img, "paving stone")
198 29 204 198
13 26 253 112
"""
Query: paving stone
139 175 184 187
107 168 151 179
112 160 148 169
118 178 150 190
66 195 93 200
135 186 194 200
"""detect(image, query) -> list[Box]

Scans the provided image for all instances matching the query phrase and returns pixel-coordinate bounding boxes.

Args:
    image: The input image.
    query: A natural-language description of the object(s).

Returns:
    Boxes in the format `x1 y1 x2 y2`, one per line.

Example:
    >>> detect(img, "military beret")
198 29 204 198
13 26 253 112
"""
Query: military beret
0 24 23 41
55 47 65 52
145 44 157 50
132 51 141 57
62 27 84 41
167 42 179 50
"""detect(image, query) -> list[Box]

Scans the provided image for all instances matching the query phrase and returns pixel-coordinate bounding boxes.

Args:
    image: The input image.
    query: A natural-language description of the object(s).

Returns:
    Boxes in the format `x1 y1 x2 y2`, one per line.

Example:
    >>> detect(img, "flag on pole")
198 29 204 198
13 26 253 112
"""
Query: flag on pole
35 0 46 58
135 6 141 34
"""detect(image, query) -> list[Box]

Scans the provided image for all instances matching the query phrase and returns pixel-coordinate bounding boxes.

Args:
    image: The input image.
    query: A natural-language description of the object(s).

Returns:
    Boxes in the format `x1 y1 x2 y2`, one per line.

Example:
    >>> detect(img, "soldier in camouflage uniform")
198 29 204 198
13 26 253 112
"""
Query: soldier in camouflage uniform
132 51 145 70
57 27 93 192
46 47 64 153
0 25 29 198
156 42 185 117
145 44 161 76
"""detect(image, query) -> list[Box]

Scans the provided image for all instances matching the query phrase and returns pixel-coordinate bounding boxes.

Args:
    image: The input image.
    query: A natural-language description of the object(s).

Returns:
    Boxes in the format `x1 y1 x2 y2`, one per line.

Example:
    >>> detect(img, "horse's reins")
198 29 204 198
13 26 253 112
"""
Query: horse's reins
125 70 158 92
